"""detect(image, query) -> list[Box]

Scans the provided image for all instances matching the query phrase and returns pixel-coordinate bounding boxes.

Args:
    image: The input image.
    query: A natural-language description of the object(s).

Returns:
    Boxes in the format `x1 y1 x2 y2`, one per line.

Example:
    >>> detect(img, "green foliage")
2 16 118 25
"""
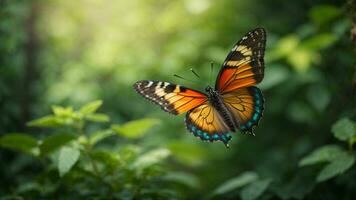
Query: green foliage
331 118 356 141
212 171 258 196
316 153 354 182
58 146 80 177
112 118 161 139
0 133 38 156
1 0 355 199
40 133 76 156
299 118 356 183
240 179 272 200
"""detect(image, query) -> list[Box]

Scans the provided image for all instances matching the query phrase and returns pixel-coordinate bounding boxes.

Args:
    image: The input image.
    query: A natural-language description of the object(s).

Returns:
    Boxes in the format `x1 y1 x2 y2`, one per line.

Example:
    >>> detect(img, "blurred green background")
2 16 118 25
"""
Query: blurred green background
1 0 355 199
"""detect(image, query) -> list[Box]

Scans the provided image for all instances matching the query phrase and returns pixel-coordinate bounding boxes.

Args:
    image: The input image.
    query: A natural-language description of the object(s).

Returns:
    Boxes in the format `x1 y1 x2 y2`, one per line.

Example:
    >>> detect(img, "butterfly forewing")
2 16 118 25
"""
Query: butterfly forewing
216 28 266 94
133 80 207 115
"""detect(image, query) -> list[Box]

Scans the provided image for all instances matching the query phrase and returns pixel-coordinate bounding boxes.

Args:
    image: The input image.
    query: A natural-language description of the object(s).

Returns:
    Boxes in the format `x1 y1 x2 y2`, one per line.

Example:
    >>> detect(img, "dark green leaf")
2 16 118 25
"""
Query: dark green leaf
0 133 38 156
163 171 200 188
299 145 345 166
212 171 258 196
40 133 76 156
307 84 331 112
309 5 341 26
317 154 355 182
112 118 160 138
240 179 272 200
331 118 355 141
58 146 80 177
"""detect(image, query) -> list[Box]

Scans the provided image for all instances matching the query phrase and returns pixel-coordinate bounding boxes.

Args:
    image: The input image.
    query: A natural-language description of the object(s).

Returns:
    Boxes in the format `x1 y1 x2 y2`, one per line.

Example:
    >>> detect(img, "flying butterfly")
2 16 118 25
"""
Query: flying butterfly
133 28 266 147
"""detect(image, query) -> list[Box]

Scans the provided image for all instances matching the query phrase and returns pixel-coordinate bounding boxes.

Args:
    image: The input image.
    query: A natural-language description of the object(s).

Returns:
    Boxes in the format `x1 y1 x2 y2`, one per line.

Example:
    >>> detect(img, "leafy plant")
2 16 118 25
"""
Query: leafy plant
0 100 190 199
299 117 356 182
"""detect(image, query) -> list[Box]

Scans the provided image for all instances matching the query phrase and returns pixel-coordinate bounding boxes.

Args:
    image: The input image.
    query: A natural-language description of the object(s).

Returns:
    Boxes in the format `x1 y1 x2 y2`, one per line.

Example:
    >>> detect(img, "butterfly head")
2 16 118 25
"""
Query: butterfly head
205 86 214 93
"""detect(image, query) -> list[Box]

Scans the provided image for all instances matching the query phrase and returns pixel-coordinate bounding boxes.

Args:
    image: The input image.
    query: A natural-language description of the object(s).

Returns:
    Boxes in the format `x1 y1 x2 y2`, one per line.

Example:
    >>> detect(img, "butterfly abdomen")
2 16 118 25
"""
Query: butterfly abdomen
206 87 237 132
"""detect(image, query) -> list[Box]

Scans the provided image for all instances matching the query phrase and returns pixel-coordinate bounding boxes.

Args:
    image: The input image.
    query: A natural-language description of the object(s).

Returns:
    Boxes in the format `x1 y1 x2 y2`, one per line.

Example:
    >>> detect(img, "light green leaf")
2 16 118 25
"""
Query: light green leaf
212 171 259 196
79 100 103 115
0 133 38 156
40 133 76 156
299 145 345 166
85 113 110 123
112 118 160 139
132 148 170 169
89 130 115 146
58 146 80 177
27 115 67 128
317 154 355 182
240 179 272 200
163 172 200 188
331 118 355 141
52 106 74 117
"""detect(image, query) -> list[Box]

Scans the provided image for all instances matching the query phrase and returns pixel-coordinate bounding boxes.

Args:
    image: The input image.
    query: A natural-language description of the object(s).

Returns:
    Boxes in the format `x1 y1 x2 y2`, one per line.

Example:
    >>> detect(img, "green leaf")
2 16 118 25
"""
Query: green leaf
79 100 103 115
40 133 76 156
52 106 74 117
89 130 115 146
85 113 110 123
212 171 259 196
112 118 160 139
27 115 67 128
132 148 170 169
299 145 345 166
58 146 80 177
163 172 200 188
331 118 355 141
0 133 38 156
317 153 355 182
90 150 122 170
240 179 272 200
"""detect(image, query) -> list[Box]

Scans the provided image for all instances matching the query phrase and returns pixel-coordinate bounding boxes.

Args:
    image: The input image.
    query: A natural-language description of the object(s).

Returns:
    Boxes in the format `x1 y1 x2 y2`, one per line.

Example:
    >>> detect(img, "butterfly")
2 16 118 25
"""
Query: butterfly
133 28 266 147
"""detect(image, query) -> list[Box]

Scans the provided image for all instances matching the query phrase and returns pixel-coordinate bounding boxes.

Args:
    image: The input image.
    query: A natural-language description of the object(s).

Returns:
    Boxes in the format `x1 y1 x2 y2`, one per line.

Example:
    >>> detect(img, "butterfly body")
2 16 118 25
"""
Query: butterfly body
133 28 266 147
205 86 238 132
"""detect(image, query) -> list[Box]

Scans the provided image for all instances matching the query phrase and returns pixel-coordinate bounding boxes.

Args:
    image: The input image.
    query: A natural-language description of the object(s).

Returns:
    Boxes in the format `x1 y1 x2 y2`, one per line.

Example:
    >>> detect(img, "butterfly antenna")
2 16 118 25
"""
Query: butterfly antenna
173 74 200 84
209 61 214 86
190 68 200 79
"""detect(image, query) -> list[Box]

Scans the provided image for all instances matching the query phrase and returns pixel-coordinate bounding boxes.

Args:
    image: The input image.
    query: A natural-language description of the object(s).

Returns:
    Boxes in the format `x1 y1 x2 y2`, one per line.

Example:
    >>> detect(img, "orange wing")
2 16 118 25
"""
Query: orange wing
185 103 232 147
222 86 264 133
216 28 266 94
133 80 207 115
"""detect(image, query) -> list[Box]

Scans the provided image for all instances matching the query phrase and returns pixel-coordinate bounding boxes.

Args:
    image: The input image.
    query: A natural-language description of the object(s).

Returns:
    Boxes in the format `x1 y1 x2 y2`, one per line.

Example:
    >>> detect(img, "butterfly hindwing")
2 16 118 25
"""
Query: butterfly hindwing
185 103 232 146
133 80 207 115
222 86 264 133
216 28 266 94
